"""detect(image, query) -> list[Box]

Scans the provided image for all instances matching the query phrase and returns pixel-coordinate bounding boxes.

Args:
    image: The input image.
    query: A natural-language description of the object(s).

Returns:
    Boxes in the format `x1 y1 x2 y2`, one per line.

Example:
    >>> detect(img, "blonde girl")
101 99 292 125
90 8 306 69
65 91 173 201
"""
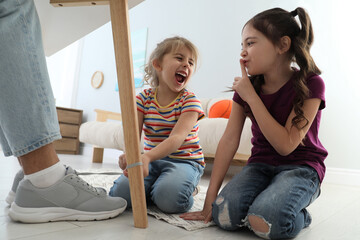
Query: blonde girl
110 36 205 213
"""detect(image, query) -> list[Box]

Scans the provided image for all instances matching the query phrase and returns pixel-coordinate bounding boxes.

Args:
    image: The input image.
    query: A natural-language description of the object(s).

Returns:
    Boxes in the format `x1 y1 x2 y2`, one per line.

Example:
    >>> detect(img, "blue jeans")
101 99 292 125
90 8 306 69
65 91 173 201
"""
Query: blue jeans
0 0 61 157
212 163 320 239
109 158 204 213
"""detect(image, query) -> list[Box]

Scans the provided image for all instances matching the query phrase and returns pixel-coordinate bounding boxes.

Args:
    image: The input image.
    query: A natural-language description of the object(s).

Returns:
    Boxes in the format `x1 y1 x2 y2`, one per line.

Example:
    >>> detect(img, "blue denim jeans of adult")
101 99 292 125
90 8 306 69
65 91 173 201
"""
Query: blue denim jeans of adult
109 158 204 214
0 0 61 157
212 163 320 239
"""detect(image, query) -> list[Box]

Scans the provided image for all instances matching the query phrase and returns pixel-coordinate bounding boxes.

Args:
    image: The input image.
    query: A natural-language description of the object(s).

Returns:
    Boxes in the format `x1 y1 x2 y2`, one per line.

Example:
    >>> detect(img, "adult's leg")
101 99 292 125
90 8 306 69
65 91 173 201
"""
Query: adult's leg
0 0 127 222
19 144 59 174
0 0 61 161
0 0 65 190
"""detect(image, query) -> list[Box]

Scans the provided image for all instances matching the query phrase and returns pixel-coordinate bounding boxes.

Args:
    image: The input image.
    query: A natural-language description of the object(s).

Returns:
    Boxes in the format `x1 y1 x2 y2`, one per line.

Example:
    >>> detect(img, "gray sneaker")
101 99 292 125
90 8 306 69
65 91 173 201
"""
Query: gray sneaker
6 168 108 206
5 170 24 205
9 166 127 223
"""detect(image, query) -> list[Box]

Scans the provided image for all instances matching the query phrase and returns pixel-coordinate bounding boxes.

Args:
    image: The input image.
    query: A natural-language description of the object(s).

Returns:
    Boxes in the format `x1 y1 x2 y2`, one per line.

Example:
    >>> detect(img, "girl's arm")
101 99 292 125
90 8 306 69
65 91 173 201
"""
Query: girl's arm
180 102 246 222
137 110 144 139
248 96 320 156
234 60 321 156
119 110 145 176
142 111 199 163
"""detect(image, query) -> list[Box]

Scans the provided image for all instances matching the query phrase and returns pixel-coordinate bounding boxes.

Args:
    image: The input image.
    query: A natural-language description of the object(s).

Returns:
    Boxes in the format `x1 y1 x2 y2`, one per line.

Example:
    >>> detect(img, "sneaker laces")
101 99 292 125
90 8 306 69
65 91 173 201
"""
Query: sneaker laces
66 167 103 195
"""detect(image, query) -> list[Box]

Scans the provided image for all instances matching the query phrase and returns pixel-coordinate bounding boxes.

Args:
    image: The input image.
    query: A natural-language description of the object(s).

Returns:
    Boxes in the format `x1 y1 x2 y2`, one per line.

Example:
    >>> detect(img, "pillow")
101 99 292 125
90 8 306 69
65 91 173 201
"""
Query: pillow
208 99 232 119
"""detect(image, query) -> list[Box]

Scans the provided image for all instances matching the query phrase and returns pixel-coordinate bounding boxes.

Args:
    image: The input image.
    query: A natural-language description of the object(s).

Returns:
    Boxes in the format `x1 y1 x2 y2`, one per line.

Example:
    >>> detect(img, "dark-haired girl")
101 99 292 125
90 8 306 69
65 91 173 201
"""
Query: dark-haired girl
181 7 327 239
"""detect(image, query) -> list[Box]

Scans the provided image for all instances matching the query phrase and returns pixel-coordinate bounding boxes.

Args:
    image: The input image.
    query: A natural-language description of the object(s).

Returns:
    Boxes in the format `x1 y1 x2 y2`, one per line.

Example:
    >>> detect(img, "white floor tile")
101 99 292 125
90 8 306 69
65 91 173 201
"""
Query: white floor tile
0 215 78 240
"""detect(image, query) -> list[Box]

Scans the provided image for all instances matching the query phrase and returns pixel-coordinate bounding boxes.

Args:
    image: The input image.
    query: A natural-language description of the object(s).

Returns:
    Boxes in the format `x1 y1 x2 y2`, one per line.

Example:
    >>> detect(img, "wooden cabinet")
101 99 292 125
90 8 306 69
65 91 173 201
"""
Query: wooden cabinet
54 107 83 154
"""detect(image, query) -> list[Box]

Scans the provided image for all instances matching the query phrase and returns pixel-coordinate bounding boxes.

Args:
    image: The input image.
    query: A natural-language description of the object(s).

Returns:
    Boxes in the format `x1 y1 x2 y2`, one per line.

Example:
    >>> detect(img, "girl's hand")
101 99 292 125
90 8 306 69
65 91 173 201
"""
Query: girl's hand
120 153 151 178
179 206 212 223
232 59 256 102
140 154 151 177
180 192 217 223
118 153 129 177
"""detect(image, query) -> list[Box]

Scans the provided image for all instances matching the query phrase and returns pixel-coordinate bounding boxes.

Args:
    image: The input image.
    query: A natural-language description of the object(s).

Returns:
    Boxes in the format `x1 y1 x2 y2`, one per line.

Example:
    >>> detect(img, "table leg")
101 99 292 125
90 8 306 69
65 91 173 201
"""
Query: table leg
109 0 148 228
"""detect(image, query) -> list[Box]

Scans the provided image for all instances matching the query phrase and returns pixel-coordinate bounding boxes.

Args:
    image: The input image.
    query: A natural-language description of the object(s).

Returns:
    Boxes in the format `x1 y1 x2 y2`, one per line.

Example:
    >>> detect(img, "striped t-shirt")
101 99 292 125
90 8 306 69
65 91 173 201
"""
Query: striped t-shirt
136 88 205 167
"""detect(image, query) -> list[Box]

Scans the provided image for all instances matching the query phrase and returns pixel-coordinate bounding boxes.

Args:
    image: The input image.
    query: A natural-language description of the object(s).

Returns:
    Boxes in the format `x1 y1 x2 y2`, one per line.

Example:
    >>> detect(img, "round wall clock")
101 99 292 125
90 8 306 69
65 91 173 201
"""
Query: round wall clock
91 71 104 89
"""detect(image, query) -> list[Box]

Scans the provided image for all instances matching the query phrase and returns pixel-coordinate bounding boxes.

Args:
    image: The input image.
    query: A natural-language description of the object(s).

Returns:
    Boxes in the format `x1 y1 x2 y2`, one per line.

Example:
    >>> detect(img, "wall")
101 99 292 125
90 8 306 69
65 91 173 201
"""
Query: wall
73 0 360 172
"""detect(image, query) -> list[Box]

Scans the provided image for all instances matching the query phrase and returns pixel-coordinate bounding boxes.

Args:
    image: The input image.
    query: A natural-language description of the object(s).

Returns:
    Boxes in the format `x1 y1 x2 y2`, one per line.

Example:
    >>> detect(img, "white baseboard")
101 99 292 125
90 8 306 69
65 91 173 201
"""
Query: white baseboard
323 167 360 187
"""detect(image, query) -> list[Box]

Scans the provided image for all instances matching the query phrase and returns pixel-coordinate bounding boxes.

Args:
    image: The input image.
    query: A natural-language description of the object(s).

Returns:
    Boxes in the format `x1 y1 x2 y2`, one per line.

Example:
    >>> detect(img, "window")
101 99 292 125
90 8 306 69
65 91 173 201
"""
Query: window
46 39 83 108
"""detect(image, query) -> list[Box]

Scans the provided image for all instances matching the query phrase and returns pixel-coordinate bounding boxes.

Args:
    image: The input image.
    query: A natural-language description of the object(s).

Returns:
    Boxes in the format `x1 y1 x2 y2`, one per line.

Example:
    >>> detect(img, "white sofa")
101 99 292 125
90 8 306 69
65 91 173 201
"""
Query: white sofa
79 98 252 165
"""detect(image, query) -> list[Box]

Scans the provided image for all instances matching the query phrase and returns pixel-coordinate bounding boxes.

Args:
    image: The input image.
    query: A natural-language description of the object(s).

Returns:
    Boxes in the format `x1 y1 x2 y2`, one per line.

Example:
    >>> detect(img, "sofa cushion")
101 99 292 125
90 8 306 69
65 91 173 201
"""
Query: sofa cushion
79 116 252 157
79 121 144 152
198 118 252 156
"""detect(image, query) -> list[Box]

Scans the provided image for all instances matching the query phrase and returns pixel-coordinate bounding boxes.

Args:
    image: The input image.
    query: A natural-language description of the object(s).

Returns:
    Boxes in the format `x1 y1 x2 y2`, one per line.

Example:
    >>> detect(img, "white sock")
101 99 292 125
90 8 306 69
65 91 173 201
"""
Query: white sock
24 162 66 188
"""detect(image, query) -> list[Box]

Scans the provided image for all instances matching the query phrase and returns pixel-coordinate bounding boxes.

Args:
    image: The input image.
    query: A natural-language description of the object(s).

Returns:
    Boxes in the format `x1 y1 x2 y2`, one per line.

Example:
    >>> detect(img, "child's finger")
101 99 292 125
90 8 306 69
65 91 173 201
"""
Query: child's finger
180 211 205 221
232 77 239 91
123 169 128 178
239 59 248 77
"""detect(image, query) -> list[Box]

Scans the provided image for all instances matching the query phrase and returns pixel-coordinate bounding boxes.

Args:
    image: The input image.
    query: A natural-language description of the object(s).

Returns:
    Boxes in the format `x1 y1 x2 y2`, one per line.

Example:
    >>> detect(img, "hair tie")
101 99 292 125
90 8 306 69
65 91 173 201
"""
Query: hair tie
290 9 298 17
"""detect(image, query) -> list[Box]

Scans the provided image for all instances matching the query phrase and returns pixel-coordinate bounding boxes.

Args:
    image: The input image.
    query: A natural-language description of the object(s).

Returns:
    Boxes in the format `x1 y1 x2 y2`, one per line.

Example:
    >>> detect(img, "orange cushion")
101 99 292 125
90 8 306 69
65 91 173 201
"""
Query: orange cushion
208 99 232 119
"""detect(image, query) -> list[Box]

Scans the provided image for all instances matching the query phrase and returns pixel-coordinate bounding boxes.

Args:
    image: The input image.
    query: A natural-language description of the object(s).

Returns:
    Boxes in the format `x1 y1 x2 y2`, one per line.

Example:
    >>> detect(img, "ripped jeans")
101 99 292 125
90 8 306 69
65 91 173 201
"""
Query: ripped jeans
212 163 320 239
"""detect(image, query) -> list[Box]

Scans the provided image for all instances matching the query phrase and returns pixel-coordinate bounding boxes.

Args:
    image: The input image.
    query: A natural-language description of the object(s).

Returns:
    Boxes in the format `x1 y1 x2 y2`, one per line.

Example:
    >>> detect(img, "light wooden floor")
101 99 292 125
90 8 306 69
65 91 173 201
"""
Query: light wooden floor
1 152 359 240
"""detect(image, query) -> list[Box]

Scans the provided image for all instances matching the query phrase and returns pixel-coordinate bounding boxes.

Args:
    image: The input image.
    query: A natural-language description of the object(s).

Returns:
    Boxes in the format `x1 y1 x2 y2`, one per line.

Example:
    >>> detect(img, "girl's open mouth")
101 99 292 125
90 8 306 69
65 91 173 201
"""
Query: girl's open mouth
175 71 187 84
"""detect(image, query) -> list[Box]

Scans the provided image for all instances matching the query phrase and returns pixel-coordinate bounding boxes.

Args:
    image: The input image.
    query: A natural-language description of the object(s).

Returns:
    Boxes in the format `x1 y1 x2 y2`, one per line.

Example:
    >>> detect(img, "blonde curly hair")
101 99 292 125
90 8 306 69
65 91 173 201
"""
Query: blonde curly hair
143 36 199 87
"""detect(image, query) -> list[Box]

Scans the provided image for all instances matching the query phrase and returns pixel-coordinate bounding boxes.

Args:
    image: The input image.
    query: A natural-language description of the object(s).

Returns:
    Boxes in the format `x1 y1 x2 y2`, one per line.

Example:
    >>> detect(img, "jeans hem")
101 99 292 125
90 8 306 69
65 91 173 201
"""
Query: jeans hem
9 133 62 157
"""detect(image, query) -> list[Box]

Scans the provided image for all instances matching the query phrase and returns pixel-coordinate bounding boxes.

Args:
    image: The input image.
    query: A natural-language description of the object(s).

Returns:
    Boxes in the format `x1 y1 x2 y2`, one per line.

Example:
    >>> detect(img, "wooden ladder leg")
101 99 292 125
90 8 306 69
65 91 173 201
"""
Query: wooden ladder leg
109 0 148 228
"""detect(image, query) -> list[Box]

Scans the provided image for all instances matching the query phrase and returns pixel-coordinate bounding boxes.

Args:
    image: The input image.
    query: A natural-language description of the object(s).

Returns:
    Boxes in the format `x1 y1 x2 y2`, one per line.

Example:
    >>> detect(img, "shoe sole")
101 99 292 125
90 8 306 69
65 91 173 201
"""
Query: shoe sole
5 191 15 206
9 202 126 223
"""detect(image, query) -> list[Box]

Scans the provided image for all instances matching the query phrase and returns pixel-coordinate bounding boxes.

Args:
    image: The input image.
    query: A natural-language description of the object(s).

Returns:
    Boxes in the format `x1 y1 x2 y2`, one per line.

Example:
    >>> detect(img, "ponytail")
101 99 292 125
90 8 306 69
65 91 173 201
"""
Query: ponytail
291 7 321 129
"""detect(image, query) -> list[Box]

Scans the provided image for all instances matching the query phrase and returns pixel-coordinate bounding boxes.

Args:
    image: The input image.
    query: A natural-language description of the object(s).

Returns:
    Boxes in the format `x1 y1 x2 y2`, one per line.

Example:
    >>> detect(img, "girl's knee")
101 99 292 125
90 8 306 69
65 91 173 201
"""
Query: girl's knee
213 196 231 229
157 200 191 213
248 215 271 239
109 178 131 205
247 211 303 239
153 191 192 213
152 179 194 213
212 195 240 231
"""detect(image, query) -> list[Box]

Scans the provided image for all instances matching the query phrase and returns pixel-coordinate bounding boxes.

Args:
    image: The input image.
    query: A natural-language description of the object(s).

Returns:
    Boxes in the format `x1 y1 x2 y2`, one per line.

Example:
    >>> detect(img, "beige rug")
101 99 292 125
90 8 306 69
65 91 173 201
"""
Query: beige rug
77 169 215 231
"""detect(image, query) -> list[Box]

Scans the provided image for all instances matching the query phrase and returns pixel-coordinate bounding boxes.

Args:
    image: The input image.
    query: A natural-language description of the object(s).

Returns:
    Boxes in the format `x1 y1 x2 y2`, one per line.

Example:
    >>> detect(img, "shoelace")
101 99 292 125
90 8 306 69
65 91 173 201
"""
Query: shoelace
68 168 102 195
